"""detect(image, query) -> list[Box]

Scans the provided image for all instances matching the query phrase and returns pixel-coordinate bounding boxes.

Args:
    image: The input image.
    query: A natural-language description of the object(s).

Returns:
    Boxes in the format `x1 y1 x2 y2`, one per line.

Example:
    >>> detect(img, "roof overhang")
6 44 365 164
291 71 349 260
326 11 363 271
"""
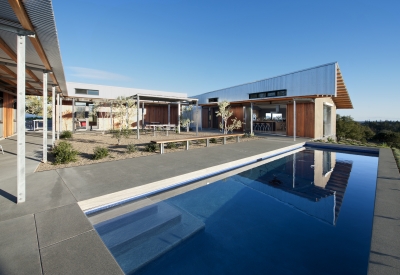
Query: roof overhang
0 0 67 96
132 94 198 104
333 65 353 109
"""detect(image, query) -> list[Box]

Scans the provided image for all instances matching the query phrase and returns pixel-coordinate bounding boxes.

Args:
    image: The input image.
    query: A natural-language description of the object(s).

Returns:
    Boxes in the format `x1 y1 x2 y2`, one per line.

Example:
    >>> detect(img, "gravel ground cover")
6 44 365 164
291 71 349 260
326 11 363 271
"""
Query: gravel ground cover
37 130 257 172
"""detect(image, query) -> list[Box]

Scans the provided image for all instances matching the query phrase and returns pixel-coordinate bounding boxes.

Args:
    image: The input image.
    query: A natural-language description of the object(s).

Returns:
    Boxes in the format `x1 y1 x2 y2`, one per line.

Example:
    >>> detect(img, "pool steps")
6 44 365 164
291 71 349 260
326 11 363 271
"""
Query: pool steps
93 201 205 274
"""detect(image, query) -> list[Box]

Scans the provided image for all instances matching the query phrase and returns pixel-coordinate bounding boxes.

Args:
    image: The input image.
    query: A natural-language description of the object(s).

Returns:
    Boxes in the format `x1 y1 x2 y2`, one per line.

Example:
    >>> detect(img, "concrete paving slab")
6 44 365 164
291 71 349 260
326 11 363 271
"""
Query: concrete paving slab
35 203 93 248
0 170 76 222
40 230 124 275
368 148 400 275
0 215 41 275
58 138 307 201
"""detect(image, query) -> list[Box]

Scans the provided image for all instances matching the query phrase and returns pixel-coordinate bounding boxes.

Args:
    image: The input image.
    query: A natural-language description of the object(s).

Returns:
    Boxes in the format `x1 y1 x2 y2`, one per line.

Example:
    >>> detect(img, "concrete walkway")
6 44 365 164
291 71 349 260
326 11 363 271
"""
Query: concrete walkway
0 134 399 274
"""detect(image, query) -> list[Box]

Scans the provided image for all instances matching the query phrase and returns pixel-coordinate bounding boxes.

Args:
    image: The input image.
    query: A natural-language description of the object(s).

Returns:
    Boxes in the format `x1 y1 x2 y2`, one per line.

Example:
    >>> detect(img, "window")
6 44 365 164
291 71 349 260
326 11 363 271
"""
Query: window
208 98 218 103
88 90 99 96
75 89 99 96
249 89 286 99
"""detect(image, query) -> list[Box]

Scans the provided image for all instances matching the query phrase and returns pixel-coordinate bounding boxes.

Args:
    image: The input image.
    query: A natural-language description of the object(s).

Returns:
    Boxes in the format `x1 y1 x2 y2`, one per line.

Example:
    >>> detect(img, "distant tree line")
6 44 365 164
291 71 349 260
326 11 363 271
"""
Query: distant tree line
336 115 400 148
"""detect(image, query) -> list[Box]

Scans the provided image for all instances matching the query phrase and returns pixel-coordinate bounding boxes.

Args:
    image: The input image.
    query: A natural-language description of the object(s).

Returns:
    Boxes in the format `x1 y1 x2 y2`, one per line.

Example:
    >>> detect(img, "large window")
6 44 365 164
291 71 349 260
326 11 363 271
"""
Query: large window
208 98 218 103
323 104 332 136
75 89 99 96
249 89 286 99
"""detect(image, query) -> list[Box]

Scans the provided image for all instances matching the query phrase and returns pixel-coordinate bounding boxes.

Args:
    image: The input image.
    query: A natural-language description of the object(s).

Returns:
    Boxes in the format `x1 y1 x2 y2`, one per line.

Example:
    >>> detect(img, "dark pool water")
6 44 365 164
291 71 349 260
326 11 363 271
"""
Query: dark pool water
95 148 379 275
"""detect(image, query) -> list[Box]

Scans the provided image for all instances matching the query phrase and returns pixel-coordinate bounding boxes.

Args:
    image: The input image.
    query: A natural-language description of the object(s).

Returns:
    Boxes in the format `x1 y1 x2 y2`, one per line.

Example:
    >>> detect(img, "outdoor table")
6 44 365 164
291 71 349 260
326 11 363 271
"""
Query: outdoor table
33 119 43 131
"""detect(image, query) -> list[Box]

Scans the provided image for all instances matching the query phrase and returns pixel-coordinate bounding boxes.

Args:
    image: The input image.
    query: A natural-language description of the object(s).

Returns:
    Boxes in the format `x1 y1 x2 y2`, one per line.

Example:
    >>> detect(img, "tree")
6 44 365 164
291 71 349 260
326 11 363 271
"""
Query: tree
336 114 378 142
92 100 111 134
26 95 52 118
216 101 242 134
180 105 194 132
110 96 137 144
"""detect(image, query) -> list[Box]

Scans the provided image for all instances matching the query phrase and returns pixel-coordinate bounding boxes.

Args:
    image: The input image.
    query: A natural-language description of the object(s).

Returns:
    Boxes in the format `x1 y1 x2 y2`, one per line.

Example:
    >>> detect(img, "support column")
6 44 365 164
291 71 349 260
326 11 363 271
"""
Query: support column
57 93 60 139
136 95 140 139
250 102 254 135
72 98 76 132
42 71 48 163
110 103 113 130
195 101 198 136
177 102 181 134
141 102 144 129
51 86 55 146
17 34 26 203
293 100 296 141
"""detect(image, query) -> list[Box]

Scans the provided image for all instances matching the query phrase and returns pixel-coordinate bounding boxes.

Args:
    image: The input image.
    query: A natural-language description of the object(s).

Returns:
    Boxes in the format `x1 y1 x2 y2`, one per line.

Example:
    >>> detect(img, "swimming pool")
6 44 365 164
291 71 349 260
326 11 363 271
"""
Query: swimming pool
89 147 378 274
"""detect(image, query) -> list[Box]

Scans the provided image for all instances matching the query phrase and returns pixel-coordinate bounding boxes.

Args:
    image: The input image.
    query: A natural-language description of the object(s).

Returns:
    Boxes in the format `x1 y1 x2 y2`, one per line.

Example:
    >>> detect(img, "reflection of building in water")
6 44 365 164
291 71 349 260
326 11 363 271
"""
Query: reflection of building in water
237 150 353 225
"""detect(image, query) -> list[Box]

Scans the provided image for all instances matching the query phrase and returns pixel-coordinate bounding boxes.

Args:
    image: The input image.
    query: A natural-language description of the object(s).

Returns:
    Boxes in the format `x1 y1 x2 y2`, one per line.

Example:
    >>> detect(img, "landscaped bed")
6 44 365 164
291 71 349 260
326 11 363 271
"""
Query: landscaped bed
36 131 257 172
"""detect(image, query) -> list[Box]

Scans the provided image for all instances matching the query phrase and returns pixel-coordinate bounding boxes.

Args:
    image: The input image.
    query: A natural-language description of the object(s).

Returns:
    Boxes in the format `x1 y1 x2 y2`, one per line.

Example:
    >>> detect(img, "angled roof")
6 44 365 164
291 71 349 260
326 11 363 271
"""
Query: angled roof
0 0 67 96
334 65 353 109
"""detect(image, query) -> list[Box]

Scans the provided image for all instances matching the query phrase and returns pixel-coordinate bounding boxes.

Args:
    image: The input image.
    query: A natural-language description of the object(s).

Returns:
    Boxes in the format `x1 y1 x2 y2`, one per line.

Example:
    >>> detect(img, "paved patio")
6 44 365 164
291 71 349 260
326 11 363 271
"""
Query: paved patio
0 133 399 274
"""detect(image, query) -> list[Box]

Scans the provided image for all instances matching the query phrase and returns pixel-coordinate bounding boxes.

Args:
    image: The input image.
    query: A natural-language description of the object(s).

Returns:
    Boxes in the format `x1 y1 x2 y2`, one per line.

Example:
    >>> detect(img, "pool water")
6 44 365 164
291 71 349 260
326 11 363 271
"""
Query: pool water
91 148 378 275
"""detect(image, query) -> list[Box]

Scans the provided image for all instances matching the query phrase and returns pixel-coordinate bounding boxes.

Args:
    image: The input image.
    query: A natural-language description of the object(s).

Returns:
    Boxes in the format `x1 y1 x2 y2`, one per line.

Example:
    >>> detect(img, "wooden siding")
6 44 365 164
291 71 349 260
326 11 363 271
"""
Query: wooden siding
229 105 244 131
3 93 14 137
202 108 209 128
287 102 315 138
143 105 178 125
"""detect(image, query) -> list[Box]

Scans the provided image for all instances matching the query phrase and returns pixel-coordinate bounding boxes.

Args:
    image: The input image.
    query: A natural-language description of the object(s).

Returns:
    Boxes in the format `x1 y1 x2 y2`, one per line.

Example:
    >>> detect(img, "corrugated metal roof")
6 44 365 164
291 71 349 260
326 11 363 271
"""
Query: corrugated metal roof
0 0 67 95
194 62 353 109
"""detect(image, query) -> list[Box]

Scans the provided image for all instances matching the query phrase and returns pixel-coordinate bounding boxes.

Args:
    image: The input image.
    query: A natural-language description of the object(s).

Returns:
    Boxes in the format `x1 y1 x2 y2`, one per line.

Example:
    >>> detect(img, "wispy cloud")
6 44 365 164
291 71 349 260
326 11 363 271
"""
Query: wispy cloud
68 67 132 81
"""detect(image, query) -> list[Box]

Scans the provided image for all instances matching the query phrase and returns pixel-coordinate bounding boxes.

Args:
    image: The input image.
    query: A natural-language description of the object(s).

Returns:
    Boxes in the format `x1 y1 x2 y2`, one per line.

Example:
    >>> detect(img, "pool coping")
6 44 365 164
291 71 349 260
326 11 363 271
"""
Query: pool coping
79 142 306 214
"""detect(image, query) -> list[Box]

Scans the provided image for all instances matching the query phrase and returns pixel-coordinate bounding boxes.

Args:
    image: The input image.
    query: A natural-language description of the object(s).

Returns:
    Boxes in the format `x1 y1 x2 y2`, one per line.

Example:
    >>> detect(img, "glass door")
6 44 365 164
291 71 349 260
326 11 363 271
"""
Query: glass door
323 104 332 137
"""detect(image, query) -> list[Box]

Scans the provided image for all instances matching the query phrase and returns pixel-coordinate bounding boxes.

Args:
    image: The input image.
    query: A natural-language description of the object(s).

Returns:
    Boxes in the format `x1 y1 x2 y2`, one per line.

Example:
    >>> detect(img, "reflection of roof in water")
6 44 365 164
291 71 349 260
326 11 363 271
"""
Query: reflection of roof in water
325 160 353 221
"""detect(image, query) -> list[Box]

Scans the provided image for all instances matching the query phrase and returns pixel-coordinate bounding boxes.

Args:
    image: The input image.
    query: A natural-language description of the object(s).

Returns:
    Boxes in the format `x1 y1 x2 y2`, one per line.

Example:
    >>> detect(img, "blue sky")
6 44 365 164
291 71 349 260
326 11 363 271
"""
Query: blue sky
53 0 399 121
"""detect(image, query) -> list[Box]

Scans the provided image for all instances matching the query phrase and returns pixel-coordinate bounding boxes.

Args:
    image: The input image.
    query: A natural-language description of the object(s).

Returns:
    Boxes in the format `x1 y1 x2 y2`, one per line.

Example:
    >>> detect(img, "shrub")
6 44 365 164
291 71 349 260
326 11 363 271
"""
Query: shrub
392 148 400 172
166 142 177 149
144 143 157 152
53 141 78 164
109 128 131 145
327 137 335 143
93 146 109 160
126 143 137 153
210 138 217 143
197 139 205 144
60 130 73 139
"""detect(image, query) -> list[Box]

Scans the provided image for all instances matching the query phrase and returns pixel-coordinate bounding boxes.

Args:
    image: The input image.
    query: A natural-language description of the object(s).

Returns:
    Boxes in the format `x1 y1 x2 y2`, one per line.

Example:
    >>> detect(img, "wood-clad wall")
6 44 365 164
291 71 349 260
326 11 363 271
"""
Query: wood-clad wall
205 105 244 131
144 105 178 125
287 102 315 138
202 108 209 128
230 105 244 131
3 93 14 138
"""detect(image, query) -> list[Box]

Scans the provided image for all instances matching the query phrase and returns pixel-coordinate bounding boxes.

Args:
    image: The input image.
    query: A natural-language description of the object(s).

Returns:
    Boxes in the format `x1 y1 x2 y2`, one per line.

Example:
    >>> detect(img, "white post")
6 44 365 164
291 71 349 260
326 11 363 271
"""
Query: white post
178 102 181 134
17 35 26 203
293 100 296 141
57 93 60 139
196 101 198 136
137 95 140 139
250 102 254 135
142 101 144 129
42 72 48 163
51 86 55 146
72 98 75 132
110 103 113 130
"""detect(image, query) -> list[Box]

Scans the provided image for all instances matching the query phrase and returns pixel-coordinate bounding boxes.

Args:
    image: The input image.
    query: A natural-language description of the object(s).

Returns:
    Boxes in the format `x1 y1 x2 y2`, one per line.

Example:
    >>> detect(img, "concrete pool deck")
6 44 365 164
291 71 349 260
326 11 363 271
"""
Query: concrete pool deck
0 134 399 274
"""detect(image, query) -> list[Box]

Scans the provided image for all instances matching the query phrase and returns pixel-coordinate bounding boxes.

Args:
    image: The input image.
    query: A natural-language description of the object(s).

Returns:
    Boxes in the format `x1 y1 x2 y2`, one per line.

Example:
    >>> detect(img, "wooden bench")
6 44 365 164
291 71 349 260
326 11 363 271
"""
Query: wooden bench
151 133 244 154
